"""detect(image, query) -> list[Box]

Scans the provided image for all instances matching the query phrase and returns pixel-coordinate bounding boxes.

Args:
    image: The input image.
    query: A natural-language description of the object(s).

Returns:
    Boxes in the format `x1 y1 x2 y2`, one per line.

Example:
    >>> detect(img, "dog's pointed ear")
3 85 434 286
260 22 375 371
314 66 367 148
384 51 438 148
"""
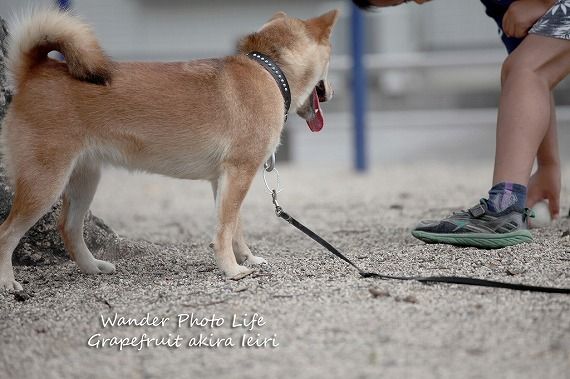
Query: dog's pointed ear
269 11 287 22
258 11 287 32
306 9 340 42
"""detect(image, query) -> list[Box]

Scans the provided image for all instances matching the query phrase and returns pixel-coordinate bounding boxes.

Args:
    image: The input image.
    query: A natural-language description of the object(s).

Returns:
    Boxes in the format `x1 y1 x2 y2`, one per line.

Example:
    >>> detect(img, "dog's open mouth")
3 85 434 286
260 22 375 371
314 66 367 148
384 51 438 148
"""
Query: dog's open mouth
304 80 327 132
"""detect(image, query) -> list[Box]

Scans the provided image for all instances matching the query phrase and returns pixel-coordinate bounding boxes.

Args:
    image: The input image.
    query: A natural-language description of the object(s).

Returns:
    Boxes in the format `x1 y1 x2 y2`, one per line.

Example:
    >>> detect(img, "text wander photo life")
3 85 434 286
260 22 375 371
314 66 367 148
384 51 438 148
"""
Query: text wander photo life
87 313 279 351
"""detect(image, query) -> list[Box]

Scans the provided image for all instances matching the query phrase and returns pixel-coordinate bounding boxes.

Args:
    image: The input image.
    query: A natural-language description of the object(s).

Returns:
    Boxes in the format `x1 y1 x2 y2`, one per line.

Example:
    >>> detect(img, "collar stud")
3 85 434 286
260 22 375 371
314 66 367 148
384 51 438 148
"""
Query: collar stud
247 51 291 118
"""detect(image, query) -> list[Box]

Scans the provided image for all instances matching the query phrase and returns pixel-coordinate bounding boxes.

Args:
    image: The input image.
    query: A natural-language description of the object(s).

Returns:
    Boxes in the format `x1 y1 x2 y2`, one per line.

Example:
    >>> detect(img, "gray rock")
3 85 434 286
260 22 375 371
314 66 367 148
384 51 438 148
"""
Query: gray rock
0 17 149 266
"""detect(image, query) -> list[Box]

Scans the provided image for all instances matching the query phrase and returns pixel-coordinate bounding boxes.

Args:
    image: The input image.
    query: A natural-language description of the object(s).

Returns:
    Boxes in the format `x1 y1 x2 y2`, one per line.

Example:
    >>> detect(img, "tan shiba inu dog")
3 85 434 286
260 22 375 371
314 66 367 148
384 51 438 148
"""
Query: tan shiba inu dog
0 9 339 290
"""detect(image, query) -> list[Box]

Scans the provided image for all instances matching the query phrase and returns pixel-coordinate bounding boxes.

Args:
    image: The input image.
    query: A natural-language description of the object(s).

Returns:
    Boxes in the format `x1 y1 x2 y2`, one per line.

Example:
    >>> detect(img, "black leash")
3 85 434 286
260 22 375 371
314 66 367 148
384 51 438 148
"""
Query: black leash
269 190 570 294
252 64 569 295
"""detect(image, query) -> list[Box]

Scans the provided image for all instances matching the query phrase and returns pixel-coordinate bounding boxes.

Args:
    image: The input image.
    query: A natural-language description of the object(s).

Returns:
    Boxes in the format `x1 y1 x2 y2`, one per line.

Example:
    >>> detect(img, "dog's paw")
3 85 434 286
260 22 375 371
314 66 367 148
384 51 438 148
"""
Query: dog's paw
245 255 267 266
95 259 116 274
225 265 254 280
79 259 116 275
0 278 23 292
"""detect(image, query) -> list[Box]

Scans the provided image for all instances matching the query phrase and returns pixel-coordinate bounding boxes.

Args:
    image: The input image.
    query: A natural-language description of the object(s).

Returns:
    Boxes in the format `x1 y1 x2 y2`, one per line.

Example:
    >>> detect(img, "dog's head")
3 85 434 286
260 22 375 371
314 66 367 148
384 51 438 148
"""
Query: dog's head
238 10 340 132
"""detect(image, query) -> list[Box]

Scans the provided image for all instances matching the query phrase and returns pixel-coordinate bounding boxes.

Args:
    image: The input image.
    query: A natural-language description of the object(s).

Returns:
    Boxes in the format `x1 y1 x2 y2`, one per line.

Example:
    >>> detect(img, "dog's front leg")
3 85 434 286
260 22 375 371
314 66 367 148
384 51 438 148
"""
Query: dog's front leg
233 216 266 265
211 179 266 266
212 165 257 279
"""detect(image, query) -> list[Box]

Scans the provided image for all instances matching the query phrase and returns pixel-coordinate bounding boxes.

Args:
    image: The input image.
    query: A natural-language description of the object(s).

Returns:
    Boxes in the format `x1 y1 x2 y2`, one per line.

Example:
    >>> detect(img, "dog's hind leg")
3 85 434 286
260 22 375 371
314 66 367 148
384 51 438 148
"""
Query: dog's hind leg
59 159 115 274
0 154 77 291
211 165 258 279
210 178 266 266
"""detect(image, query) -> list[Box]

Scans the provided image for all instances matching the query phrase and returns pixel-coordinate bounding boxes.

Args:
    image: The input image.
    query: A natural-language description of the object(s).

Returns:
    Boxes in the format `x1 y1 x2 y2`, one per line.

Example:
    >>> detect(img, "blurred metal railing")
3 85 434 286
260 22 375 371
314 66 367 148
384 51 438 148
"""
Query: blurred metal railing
331 49 507 72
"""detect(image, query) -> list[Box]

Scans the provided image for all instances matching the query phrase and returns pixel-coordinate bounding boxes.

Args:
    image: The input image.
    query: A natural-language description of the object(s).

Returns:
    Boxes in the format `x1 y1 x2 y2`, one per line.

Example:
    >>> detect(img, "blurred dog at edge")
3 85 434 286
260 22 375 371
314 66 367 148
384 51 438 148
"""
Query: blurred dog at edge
0 9 339 290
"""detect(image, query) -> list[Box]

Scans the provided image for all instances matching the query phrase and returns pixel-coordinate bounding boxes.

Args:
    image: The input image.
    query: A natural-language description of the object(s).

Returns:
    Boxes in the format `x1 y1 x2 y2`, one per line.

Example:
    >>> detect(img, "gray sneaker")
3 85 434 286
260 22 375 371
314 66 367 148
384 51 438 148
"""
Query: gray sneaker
412 199 533 249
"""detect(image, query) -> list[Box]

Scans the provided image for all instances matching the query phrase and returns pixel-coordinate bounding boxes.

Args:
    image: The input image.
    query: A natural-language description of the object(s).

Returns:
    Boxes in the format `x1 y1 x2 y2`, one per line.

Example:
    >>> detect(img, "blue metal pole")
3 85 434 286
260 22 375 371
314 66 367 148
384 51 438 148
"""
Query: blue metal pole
57 0 72 10
350 3 368 172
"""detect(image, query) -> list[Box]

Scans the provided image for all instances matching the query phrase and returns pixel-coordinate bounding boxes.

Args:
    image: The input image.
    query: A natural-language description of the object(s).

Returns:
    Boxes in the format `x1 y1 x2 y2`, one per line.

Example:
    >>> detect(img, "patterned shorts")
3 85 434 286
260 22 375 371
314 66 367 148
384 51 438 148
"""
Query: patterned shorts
530 1 570 40
481 0 570 53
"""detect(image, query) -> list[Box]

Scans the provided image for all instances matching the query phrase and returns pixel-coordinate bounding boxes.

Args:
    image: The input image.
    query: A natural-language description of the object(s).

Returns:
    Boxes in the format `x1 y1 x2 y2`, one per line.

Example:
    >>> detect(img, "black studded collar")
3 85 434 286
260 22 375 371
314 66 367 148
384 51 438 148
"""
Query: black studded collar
247 52 291 118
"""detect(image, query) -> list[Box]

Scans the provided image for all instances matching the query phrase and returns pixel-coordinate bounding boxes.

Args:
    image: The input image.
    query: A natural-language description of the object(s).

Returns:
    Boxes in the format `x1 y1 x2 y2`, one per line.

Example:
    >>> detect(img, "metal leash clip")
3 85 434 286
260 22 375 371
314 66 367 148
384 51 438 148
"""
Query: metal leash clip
263 153 284 216
263 153 283 194
264 153 275 173
271 189 283 216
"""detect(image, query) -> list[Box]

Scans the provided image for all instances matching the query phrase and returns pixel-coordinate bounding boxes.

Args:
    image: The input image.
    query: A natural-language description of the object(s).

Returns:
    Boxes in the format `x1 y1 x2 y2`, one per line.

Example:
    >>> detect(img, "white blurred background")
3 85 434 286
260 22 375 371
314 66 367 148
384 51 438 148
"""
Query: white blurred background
1 0 568 168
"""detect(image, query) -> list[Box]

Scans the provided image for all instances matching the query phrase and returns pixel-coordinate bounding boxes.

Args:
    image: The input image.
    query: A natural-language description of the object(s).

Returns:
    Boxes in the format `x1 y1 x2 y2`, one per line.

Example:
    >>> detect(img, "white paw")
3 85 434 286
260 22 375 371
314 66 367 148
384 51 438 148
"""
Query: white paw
225 265 254 280
95 259 116 274
245 255 267 265
0 277 23 291
79 259 116 274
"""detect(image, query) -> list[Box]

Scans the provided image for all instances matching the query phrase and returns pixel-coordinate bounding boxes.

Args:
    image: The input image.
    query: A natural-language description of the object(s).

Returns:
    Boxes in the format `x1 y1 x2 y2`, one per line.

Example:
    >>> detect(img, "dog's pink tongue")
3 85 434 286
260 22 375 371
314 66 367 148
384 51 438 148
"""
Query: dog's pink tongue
307 88 324 132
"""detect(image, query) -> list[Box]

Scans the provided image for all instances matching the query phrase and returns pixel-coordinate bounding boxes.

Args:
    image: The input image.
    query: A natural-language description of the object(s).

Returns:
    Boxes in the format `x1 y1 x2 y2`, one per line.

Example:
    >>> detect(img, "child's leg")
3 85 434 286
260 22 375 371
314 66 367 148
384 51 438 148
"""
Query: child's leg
537 94 560 169
485 36 568 213
526 93 561 217
493 35 570 186
412 34 569 248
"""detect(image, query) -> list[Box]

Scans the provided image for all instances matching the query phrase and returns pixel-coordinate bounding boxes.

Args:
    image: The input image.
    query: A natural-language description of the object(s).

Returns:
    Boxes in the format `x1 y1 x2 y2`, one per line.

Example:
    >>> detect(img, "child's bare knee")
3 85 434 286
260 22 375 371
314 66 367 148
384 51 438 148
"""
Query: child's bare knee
500 56 551 89
501 40 570 89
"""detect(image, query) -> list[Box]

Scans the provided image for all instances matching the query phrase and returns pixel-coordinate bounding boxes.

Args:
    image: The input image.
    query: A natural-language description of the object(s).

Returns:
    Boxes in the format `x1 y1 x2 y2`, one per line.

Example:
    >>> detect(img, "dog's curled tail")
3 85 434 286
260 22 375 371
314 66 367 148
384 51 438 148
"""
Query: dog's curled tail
7 9 113 87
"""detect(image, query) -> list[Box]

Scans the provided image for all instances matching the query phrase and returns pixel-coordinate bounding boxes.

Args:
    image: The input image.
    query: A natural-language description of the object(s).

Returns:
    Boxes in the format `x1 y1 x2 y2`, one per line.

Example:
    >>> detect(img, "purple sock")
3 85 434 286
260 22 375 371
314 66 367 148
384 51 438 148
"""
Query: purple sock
487 182 527 213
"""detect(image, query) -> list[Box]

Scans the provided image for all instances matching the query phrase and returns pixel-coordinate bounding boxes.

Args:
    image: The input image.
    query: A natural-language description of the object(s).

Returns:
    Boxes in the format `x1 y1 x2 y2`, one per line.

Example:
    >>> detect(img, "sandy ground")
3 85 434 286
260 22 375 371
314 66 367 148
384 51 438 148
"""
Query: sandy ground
1 162 569 379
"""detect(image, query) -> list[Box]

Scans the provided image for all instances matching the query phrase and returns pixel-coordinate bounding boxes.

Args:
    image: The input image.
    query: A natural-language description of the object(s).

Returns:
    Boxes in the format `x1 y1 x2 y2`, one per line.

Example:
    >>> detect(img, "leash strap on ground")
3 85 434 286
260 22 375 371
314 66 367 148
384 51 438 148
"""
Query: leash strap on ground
275 207 570 295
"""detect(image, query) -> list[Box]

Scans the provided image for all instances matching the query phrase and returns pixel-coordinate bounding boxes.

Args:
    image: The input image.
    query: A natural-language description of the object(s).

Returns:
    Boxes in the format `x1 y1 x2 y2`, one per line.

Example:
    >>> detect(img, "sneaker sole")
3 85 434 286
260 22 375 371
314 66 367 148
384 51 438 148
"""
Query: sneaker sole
411 230 532 249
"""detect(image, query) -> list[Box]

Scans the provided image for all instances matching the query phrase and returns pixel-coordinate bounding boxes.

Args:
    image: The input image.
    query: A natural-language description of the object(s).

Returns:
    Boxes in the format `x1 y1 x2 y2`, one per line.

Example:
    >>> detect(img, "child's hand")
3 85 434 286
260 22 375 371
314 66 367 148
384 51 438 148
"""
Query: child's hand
527 164 561 219
502 0 553 38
